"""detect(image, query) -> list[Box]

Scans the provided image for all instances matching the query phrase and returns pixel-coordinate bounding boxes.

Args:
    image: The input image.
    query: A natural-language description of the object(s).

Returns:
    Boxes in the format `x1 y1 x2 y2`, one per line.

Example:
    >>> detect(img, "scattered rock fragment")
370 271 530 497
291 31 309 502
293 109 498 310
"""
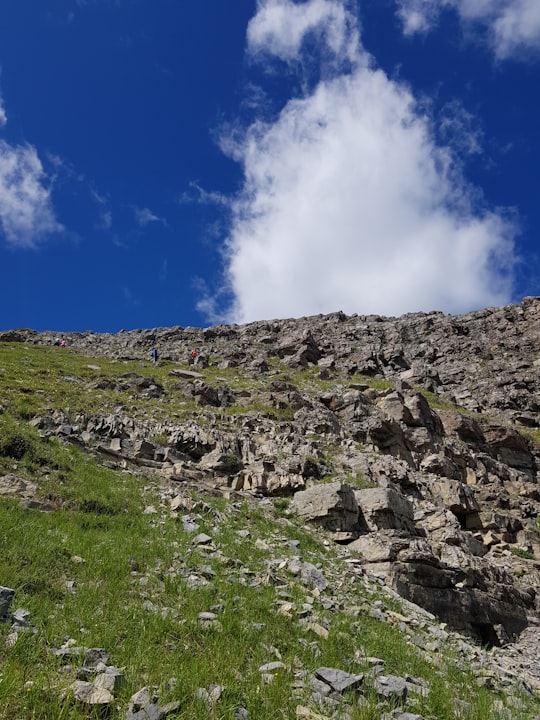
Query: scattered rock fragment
71 680 114 705
314 666 364 694
373 674 408 701
0 586 15 619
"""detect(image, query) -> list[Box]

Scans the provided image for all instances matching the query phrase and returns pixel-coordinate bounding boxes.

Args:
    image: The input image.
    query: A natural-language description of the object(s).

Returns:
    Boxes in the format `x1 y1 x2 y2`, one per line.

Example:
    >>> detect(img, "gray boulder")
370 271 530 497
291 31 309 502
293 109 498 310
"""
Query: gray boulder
291 482 359 533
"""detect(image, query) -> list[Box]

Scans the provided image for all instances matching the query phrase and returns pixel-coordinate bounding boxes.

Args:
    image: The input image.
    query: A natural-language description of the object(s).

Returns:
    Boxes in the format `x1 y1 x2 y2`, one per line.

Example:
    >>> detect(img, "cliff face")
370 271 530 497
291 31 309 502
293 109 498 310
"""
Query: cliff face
3 297 540 647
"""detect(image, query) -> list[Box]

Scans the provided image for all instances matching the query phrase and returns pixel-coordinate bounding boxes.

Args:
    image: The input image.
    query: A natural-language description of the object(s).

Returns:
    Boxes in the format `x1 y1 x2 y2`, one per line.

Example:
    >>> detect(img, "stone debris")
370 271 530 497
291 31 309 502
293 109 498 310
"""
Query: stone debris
0 586 15 619
197 683 225 706
127 687 157 714
10 608 37 635
71 680 114 705
314 667 364 694
296 706 331 719
374 674 408 701
4 298 540 716
83 647 110 667
126 700 181 720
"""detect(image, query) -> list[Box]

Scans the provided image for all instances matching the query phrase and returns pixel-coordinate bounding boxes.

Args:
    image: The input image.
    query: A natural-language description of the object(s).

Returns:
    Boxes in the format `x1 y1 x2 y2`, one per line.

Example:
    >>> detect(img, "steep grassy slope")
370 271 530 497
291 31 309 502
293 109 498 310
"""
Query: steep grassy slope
0 343 539 720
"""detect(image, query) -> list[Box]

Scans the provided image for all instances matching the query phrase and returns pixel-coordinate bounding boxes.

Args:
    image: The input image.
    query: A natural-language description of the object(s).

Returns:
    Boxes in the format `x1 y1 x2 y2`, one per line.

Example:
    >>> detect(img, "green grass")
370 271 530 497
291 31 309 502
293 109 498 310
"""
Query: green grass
2 484 536 720
0 343 199 424
518 427 540 445
341 471 377 489
509 547 535 560
0 343 539 719
416 387 464 412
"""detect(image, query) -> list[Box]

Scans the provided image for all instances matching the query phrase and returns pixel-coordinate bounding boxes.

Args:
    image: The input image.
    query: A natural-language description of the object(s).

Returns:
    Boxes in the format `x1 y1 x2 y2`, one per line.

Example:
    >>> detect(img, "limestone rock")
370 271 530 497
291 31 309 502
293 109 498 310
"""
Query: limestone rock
71 680 114 705
290 483 359 533
314 666 364 693
355 485 415 533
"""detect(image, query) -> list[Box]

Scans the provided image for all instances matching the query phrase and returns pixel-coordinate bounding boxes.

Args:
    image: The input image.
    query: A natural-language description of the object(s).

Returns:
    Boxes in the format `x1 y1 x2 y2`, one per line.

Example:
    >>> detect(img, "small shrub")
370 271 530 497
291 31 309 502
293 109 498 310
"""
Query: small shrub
79 498 121 515
221 451 243 473
273 498 290 516
0 432 33 460
302 456 321 479
0 418 36 460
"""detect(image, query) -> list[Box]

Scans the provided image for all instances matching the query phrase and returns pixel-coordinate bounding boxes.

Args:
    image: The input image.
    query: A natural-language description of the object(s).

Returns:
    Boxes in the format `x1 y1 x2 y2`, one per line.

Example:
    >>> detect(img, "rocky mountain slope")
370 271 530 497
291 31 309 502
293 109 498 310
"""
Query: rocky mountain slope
1 297 540 716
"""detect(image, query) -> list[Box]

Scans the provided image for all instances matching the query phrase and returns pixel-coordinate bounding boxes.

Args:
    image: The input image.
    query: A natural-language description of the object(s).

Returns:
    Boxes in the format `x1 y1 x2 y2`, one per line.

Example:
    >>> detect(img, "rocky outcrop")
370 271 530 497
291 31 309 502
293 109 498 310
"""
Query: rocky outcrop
3 297 540 648
291 482 360 534
9 296 540 422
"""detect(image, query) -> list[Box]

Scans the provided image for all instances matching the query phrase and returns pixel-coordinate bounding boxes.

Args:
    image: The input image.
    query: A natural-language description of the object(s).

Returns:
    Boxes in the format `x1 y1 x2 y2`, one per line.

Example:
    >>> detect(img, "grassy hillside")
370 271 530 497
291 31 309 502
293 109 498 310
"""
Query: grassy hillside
0 343 539 719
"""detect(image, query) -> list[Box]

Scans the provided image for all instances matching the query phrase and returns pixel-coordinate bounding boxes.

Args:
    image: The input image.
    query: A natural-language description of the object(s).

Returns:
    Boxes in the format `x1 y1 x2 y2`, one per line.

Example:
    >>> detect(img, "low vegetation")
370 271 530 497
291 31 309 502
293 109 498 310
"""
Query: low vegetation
0 342 539 719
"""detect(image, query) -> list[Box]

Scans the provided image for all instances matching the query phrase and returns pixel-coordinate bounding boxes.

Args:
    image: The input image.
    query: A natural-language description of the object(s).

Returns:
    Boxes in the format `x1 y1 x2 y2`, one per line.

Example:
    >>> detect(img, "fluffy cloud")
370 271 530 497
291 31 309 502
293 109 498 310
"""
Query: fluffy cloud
396 0 540 58
216 0 515 324
247 0 359 65
0 141 62 248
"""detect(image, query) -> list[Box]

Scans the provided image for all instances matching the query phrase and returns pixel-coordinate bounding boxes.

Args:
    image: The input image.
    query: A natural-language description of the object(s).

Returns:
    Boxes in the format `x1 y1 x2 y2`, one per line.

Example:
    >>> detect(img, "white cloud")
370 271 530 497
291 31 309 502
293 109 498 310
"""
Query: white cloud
180 181 230 208
247 0 360 66
213 0 516 324
396 0 540 58
134 206 166 226
89 189 113 231
396 0 445 34
0 141 62 248
438 99 483 156
0 76 6 127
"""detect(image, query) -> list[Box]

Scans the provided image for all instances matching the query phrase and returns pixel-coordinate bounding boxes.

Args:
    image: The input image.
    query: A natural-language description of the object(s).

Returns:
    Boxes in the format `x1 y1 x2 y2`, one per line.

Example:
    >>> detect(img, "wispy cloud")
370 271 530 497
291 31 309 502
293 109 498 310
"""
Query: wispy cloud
0 73 7 128
89 189 113 231
396 0 540 59
438 99 483 156
122 286 140 306
210 0 516 324
394 0 440 35
134 206 167 227
194 276 230 325
159 258 168 282
41 155 118 238
180 181 230 208
0 141 63 248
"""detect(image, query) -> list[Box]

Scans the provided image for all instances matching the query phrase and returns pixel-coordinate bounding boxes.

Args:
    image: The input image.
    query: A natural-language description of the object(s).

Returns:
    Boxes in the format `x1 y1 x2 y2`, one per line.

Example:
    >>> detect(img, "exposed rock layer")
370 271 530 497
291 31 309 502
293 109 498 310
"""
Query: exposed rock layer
3 297 540 646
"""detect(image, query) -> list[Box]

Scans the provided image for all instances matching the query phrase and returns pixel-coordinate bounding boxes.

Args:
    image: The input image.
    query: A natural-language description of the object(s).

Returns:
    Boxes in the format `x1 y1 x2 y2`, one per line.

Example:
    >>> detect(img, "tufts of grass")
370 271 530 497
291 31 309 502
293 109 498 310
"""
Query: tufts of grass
148 431 170 446
224 402 297 422
1 468 539 719
1 343 539 720
517 427 540 445
342 471 377 490
509 547 535 560
0 414 39 462
416 387 463 412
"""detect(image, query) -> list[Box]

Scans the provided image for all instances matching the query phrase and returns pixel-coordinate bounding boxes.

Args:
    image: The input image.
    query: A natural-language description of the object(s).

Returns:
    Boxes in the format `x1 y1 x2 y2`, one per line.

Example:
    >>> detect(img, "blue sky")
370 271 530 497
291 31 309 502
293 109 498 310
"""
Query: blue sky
1 0 539 332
